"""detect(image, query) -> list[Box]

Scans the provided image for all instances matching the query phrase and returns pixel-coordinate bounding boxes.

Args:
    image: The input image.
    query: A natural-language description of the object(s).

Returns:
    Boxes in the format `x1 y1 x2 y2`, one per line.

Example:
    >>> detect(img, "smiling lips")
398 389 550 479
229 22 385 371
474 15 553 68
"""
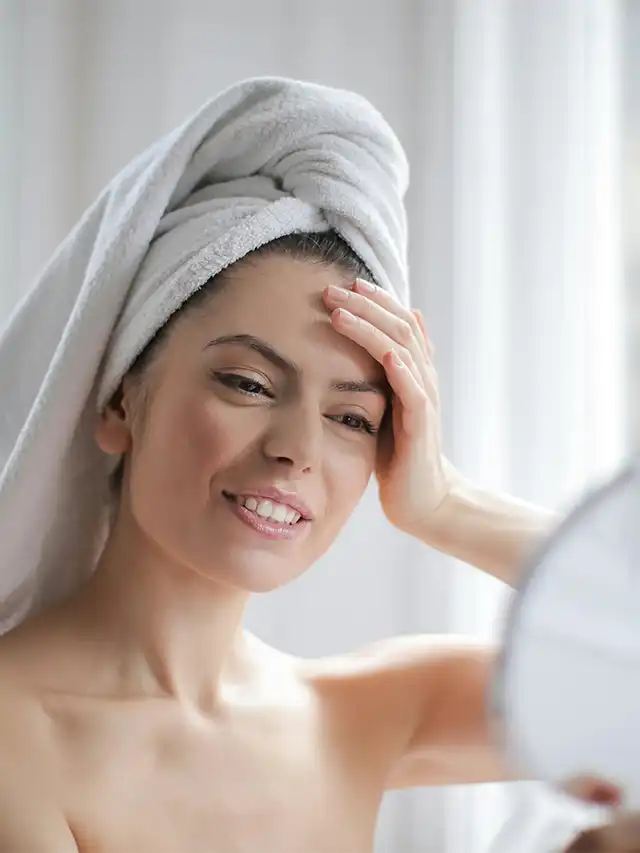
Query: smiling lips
233 494 302 525
222 491 312 541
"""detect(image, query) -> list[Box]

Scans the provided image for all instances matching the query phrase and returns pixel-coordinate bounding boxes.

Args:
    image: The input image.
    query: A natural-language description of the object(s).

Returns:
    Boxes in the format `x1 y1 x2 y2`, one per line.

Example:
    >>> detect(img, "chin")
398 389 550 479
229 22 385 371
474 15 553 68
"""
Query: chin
197 552 311 594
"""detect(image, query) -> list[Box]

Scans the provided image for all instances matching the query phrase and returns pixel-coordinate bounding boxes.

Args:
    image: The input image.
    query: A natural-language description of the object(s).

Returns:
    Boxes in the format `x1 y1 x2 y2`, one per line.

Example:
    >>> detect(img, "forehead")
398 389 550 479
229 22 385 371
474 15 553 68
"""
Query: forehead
211 253 350 321
177 255 384 380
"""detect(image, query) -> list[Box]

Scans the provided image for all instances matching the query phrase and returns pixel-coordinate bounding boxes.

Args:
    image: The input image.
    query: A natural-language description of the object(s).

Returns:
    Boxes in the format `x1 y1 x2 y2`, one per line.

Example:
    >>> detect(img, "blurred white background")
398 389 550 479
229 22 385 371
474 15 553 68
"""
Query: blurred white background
0 0 636 850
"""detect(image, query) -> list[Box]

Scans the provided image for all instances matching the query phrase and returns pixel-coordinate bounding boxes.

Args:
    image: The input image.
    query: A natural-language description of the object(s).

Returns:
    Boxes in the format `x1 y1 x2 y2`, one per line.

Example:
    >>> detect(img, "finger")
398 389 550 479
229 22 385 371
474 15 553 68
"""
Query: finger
410 309 429 359
352 282 434 363
413 308 435 359
331 307 440 411
411 309 439 404
349 281 434 363
352 277 415 322
330 307 421 384
323 283 427 386
382 349 430 434
324 281 421 352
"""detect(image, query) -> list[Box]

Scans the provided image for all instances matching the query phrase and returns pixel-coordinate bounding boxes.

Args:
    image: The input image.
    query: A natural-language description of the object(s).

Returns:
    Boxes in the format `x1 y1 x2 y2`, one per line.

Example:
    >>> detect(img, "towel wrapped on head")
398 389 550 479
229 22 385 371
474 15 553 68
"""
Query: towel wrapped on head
0 76 410 634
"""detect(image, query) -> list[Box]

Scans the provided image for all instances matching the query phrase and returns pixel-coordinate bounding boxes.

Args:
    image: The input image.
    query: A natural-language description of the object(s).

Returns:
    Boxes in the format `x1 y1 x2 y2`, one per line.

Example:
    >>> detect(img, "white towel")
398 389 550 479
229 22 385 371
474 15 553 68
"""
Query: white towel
0 76 409 634
487 784 611 853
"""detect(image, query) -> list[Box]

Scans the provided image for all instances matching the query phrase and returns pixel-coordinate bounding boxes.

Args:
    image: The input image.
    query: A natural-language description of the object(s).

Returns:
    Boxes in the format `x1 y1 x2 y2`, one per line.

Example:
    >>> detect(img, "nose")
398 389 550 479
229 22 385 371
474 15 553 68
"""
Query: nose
261 401 323 473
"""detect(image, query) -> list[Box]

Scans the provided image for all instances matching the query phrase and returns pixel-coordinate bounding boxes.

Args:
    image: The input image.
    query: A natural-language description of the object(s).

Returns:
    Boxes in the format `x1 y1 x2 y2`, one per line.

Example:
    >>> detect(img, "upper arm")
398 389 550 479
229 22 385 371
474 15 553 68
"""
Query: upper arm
384 636 514 789
321 634 519 790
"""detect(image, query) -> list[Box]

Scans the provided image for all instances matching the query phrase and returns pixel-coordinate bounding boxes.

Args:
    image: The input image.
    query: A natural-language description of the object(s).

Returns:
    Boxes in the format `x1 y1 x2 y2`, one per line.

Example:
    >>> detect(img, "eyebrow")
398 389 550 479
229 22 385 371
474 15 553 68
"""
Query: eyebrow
203 333 389 400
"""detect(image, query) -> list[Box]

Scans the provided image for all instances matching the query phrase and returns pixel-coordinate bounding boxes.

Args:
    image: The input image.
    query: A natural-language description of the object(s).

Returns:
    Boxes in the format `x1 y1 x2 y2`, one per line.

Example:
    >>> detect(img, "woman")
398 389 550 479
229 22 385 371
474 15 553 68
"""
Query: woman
0 77 632 852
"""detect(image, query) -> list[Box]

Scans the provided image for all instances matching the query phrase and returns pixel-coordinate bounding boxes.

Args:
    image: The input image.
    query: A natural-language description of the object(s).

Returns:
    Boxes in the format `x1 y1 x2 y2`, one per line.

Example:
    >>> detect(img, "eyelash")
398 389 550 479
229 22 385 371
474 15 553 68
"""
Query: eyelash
212 372 379 436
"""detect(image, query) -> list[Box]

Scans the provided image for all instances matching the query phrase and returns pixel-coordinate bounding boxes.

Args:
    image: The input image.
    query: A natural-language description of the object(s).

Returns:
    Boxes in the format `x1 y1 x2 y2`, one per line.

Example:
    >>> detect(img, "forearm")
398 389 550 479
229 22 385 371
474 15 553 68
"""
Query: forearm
419 476 559 588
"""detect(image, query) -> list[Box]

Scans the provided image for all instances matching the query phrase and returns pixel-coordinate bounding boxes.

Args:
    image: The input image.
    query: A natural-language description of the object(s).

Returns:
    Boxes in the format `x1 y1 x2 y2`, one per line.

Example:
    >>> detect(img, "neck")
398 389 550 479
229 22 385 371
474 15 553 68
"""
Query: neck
66 511 254 712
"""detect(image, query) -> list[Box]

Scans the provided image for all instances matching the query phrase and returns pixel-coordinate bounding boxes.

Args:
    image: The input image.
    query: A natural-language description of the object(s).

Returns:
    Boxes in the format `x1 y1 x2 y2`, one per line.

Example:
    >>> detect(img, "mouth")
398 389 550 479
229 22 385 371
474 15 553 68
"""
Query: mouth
223 491 306 525
222 491 311 541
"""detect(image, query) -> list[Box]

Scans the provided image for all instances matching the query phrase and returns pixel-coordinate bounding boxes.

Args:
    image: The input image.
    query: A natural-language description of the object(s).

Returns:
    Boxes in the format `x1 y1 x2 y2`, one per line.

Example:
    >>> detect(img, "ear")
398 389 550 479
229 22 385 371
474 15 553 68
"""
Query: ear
94 379 136 456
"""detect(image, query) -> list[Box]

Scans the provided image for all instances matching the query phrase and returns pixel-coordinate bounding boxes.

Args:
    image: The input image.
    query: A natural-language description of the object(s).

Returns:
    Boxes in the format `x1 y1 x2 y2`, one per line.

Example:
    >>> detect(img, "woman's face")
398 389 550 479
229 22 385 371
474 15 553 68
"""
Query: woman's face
105 255 389 592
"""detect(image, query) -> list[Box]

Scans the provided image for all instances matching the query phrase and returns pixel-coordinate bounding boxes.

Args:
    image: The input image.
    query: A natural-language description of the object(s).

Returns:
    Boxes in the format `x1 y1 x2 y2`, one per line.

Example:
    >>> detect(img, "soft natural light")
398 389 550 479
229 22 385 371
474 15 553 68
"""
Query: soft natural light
0 2 632 852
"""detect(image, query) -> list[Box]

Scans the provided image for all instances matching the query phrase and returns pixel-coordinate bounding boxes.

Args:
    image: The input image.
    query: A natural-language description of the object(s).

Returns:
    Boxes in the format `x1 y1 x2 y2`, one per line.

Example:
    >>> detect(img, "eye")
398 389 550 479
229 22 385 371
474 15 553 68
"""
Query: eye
212 371 274 399
331 413 379 436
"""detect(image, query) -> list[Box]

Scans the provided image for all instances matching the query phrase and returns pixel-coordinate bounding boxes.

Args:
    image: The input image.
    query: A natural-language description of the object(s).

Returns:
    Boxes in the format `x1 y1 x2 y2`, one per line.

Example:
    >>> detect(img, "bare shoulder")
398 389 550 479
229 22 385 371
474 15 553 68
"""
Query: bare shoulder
0 639 78 852
0 628 55 738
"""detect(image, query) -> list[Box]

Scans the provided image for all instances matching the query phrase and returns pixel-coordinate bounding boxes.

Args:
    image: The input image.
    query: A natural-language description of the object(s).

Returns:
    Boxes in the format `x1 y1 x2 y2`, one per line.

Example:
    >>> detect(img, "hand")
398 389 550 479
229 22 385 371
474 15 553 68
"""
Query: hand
322 278 460 537
564 813 640 851
561 780 635 853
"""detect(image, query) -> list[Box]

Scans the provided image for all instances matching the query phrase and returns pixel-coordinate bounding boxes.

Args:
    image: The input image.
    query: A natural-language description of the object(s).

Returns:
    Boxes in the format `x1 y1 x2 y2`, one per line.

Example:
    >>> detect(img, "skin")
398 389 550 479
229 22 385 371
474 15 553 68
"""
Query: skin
0 254 633 852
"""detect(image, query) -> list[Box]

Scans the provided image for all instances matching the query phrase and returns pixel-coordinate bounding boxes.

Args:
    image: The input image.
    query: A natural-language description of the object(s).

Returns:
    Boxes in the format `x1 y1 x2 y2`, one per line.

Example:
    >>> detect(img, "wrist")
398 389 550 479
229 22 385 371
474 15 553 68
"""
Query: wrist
417 476 558 587
416 471 478 551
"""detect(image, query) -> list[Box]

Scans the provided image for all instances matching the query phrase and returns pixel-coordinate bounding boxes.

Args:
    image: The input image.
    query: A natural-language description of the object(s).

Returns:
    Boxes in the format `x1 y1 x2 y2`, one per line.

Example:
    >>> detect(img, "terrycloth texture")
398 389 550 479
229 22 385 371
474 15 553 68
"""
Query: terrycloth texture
487 784 610 853
0 76 409 633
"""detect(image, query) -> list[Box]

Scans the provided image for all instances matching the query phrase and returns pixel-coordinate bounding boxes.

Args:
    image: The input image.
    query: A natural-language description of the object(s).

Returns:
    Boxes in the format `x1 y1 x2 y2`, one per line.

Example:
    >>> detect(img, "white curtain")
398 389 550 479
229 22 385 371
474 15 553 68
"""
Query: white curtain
624 0 640 451
0 1 629 850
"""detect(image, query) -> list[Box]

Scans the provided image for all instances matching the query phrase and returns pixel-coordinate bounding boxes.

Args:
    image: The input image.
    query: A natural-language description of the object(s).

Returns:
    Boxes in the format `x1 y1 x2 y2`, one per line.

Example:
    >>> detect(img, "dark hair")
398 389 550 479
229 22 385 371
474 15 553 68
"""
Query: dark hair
109 230 371 496
127 230 371 379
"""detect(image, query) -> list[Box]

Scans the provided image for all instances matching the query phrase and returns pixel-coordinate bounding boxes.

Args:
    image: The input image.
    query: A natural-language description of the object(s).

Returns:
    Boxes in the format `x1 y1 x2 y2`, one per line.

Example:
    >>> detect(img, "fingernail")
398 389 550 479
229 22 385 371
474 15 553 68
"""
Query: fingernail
336 308 356 323
355 278 376 293
326 285 348 302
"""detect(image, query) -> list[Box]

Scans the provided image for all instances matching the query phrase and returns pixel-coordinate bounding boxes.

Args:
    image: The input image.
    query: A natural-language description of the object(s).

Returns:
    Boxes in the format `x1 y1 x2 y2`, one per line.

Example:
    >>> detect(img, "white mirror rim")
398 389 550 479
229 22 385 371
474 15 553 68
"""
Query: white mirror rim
492 459 640 805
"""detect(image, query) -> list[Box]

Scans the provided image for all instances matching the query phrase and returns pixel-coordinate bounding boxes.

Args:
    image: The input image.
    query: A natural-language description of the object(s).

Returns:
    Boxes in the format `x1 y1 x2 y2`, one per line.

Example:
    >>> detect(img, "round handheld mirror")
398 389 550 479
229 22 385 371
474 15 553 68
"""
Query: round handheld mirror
493 458 640 807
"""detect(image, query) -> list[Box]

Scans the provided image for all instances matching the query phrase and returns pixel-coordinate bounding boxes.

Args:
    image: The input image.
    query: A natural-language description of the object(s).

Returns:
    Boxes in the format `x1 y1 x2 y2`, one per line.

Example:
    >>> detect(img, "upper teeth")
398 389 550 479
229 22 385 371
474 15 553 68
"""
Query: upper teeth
237 496 301 525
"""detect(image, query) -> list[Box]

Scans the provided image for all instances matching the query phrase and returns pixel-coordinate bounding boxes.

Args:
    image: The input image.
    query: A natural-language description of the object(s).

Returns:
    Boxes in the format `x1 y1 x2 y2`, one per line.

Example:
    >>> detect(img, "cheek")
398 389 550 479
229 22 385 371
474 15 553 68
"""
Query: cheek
132 394 261 501
321 447 375 530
